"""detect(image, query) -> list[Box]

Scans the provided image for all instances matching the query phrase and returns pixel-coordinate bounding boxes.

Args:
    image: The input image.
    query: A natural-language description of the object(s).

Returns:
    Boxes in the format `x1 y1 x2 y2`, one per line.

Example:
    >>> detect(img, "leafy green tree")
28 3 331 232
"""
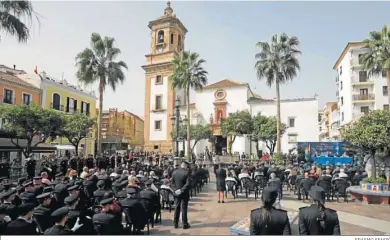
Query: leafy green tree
221 110 252 154
75 33 128 155
252 114 287 156
341 110 390 178
361 25 390 105
171 51 208 161
255 33 301 158
61 113 96 156
171 124 212 153
188 124 212 153
0 1 38 43
0 104 63 157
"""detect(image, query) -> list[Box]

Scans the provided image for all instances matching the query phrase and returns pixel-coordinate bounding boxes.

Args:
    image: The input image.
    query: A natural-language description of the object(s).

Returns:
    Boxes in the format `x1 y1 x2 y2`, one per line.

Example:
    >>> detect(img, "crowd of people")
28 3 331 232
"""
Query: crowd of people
212 160 376 235
0 153 210 235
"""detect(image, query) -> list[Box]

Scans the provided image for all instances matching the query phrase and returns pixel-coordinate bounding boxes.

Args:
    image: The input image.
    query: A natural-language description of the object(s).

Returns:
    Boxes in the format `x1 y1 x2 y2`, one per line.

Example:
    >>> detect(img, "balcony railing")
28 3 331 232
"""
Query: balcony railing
352 94 375 101
50 102 64 111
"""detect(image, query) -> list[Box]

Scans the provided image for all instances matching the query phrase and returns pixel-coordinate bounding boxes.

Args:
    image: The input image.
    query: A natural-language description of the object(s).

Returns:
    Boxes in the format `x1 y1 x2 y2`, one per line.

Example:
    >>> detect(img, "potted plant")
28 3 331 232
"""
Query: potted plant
360 177 389 192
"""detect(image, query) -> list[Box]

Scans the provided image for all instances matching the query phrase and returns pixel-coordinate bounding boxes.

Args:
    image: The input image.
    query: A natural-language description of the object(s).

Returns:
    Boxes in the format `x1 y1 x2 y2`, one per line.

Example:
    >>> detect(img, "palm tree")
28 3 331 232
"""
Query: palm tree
255 33 301 158
361 25 390 105
171 51 208 161
75 33 128 155
0 1 38 43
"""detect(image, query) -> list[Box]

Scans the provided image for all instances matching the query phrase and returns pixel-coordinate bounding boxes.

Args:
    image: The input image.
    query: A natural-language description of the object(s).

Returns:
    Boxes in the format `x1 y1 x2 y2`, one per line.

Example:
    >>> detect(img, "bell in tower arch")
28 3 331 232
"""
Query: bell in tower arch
157 30 164 44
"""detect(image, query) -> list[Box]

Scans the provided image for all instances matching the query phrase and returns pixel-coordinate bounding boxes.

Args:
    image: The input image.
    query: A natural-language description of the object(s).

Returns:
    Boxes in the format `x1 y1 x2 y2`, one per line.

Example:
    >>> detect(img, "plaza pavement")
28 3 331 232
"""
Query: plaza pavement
150 174 390 235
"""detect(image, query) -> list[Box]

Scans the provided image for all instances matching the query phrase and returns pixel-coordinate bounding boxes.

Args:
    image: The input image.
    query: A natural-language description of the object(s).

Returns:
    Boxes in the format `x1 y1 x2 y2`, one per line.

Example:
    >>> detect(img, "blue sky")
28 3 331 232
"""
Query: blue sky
1 1 389 117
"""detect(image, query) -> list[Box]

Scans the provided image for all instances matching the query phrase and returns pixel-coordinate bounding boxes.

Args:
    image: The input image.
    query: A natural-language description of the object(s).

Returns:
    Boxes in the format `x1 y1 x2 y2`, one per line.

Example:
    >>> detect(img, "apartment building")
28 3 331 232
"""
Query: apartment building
333 42 389 127
318 102 338 141
100 108 144 153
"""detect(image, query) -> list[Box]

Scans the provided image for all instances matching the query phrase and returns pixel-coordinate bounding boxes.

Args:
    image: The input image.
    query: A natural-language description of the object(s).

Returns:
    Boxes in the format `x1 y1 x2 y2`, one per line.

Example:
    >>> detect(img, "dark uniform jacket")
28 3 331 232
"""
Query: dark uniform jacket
0 202 18 220
33 204 53 232
139 188 159 212
250 207 291 235
4 218 38 235
119 197 147 230
298 204 341 235
44 225 73 235
92 212 122 235
171 168 190 199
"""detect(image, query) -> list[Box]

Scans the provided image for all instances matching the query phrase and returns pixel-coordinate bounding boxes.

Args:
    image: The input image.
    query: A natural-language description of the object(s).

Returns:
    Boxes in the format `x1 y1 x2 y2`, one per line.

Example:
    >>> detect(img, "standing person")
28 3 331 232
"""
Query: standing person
249 186 291 235
26 158 36 179
171 161 191 229
4 203 38 235
215 164 226 203
298 186 341 235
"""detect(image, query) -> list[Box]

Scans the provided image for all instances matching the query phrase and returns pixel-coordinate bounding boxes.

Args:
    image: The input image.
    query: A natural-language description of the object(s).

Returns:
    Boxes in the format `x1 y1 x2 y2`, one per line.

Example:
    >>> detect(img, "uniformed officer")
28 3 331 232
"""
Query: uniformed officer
299 186 341 235
33 192 54 232
65 193 96 235
0 190 18 220
93 180 107 205
20 181 38 205
26 158 36 179
60 157 68 176
249 186 291 235
171 161 191 229
140 179 160 222
44 206 83 235
92 198 123 235
4 203 38 235
69 157 77 171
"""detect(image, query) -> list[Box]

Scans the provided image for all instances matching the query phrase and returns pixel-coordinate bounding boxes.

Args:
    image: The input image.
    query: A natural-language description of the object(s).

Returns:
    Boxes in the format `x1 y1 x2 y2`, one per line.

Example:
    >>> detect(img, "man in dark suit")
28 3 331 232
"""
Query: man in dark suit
4 203 38 235
171 161 191 229
120 188 147 233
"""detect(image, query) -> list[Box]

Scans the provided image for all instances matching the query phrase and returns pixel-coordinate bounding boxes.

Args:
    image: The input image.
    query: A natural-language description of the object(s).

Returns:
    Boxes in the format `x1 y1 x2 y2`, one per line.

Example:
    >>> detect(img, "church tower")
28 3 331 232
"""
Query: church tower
142 1 188 152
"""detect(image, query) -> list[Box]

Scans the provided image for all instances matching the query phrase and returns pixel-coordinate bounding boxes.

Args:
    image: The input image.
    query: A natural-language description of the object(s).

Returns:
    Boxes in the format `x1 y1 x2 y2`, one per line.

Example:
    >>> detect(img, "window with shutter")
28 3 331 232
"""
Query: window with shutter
66 97 70 112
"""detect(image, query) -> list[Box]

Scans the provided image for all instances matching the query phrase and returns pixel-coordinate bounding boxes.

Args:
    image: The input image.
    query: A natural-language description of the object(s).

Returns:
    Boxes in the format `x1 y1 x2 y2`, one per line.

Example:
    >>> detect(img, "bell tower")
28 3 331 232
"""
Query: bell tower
142 1 188 152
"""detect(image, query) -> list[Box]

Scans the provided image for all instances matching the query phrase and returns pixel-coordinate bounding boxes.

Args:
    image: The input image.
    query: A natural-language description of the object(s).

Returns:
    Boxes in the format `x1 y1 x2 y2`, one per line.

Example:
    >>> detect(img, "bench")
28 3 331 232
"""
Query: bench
347 186 390 205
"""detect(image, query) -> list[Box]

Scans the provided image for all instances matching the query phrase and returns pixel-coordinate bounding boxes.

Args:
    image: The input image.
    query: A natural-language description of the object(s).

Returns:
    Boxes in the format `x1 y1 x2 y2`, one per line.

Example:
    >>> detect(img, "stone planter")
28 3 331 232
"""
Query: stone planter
360 182 389 192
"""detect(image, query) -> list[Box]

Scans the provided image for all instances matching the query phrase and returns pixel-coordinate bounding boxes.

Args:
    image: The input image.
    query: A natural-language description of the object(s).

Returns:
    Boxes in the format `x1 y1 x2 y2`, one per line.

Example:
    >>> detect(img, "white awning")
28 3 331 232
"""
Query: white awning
55 145 75 150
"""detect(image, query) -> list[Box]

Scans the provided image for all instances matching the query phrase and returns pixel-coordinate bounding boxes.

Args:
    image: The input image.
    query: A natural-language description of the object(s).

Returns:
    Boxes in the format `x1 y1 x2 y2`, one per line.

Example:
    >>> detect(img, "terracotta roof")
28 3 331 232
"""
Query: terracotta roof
0 72 40 91
202 79 247 90
333 42 367 70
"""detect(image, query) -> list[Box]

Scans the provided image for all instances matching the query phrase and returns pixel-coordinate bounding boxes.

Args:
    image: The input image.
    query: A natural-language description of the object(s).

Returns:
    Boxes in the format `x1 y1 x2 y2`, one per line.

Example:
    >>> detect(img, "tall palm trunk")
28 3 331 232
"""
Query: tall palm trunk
387 69 390 105
275 76 281 158
186 84 191 161
97 77 104 156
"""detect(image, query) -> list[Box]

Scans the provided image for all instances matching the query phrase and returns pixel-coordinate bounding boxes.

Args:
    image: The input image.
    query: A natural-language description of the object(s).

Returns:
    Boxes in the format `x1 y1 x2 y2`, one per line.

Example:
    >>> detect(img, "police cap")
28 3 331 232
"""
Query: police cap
97 180 105 187
36 192 51 200
0 189 16 199
309 186 326 204
145 179 153 186
51 206 69 219
33 176 42 180
64 193 79 205
18 203 35 216
22 181 33 188
67 185 79 191
100 197 114 206
43 186 53 193
261 186 278 204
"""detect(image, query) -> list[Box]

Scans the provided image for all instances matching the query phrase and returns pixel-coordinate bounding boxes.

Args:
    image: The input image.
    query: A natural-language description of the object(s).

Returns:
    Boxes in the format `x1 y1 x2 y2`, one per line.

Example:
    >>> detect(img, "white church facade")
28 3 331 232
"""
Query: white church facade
142 2 319 155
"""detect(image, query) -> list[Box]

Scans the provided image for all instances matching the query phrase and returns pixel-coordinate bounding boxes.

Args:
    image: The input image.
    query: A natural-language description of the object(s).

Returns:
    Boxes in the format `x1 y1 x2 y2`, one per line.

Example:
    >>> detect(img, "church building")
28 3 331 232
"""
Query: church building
142 2 319 155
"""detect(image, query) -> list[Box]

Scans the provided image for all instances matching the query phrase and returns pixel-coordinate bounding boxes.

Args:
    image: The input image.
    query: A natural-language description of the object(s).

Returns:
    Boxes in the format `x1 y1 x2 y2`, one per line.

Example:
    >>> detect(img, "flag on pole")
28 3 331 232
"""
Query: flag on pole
34 66 38 74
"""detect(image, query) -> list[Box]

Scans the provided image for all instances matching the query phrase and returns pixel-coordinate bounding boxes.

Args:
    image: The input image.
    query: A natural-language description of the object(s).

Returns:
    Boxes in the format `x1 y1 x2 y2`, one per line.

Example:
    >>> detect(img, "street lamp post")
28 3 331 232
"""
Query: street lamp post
174 97 181 157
